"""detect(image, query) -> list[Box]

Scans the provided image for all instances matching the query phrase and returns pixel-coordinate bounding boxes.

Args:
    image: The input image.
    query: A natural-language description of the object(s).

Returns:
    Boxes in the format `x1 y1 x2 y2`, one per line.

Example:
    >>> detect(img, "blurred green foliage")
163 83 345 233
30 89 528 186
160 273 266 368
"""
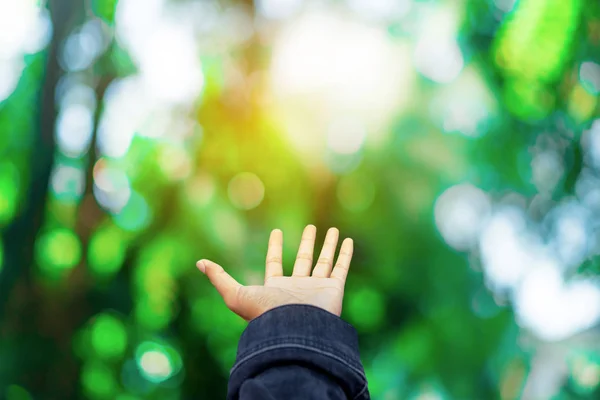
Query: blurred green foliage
0 0 599 399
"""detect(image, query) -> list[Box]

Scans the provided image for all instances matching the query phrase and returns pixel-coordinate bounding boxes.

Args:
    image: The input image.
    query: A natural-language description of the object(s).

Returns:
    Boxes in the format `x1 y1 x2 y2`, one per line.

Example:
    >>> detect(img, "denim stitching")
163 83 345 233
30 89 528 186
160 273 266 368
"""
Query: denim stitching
354 382 369 399
236 336 356 359
230 343 367 384
235 336 362 370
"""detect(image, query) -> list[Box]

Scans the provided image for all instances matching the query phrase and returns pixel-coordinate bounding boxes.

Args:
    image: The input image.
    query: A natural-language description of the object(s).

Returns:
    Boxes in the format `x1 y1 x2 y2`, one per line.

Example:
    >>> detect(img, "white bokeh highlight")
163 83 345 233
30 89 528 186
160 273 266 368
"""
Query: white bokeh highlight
514 261 600 342
139 350 173 381
547 201 591 270
270 10 414 159
257 0 303 20
414 5 463 84
0 0 51 102
435 183 491 251
97 77 148 158
479 207 538 292
430 66 498 138
93 161 132 213
61 18 109 72
137 23 204 104
50 164 86 198
348 0 411 22
327 117 367 155
116 0 204 104
56 104 95 157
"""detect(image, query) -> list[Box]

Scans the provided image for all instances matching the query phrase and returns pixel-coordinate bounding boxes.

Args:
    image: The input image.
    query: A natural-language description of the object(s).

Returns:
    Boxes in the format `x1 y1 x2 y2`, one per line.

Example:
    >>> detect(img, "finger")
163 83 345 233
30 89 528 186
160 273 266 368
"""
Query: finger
312 227 339 278
292 224 317 277
330 238 353 284
265 229 284 282
197 259 242 307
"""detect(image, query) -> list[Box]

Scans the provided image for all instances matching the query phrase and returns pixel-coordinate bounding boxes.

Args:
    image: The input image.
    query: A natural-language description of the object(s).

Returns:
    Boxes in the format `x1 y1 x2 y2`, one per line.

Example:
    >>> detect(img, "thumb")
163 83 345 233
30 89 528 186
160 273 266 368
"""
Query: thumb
197 259 242 307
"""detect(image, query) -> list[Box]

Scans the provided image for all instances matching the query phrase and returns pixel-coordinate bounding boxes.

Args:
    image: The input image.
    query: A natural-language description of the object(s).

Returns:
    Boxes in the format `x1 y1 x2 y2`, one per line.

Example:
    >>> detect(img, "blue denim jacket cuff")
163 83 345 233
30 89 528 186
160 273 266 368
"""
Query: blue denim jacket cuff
228 304 369 399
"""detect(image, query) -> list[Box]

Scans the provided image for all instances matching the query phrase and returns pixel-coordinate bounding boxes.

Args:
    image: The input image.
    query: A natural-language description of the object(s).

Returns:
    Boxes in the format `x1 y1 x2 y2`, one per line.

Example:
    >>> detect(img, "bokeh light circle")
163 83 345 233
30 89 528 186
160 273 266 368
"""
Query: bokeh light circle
228 172 265 210
35 228 82 273
90 314 128 360
135 341 183 384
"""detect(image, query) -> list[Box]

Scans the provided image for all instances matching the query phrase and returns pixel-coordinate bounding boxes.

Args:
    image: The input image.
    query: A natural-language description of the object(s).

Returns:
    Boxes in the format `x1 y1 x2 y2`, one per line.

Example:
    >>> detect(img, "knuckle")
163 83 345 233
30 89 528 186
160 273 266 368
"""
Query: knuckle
296 253 313 260
266 256 282 264
214 270 227 279
317 257 331 264
225 290 241 309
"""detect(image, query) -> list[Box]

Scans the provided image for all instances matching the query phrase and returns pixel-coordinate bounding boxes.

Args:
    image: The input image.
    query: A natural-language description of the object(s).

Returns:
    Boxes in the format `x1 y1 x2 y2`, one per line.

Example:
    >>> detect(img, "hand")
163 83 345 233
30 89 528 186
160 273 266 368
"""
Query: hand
196 225 354 321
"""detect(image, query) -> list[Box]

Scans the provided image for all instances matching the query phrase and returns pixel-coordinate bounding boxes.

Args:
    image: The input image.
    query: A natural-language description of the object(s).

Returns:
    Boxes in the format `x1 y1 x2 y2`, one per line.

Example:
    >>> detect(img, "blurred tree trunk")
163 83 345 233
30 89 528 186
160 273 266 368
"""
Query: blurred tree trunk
0 0 84 397
0 0 76 319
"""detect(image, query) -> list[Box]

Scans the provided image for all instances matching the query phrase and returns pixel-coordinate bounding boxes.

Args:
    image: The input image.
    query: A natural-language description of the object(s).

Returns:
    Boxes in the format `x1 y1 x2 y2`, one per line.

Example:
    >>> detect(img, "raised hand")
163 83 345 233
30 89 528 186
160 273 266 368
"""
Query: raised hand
196 225 354 321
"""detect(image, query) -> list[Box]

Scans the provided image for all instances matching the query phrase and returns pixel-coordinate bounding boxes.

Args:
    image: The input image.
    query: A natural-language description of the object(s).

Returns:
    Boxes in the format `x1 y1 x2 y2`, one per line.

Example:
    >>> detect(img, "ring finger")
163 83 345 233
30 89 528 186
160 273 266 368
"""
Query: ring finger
312 227 339 278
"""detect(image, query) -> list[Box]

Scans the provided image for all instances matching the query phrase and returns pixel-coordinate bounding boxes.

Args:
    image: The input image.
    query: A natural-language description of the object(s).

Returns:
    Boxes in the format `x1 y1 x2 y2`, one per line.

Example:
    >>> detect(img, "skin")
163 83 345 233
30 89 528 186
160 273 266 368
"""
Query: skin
196 224 354 321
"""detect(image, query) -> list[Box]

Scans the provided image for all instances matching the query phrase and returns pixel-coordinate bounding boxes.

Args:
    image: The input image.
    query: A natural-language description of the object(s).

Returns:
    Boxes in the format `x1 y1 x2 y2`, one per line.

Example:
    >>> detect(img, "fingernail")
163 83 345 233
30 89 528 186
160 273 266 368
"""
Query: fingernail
196 260 206 274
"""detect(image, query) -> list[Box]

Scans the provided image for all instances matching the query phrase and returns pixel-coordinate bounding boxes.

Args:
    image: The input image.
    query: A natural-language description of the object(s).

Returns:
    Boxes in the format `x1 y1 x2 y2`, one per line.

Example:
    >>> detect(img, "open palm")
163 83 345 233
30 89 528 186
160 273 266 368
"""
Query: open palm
196 225 354 321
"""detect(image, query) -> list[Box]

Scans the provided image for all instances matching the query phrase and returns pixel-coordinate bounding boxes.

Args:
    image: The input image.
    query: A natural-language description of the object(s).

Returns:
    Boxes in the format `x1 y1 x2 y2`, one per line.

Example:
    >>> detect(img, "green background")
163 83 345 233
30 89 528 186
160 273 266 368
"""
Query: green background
0 0 599 399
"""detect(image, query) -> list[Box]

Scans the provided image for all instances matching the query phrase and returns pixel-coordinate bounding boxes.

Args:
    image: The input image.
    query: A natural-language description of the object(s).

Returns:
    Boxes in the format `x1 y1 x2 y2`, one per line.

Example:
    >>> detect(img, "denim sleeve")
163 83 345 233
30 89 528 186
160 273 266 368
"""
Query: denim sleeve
227 304 370 400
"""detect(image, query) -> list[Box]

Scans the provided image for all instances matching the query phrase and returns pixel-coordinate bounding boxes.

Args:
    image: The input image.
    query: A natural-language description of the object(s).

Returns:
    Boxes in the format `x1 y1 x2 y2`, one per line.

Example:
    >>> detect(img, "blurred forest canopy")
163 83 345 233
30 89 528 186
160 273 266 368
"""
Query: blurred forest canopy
0 0 600 399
